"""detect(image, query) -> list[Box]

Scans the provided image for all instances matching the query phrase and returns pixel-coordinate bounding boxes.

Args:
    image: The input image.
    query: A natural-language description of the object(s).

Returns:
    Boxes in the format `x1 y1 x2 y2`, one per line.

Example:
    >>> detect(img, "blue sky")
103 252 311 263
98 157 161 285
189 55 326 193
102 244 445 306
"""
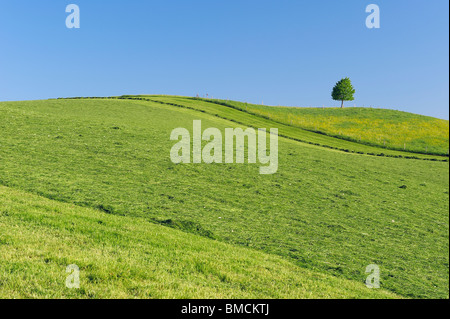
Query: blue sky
0 0 448 119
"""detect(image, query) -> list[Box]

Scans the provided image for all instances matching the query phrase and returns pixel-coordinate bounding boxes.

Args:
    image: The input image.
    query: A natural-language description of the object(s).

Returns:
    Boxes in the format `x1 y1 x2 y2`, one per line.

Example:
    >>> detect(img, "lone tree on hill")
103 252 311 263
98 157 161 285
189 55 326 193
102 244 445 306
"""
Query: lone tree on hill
332 77 355 108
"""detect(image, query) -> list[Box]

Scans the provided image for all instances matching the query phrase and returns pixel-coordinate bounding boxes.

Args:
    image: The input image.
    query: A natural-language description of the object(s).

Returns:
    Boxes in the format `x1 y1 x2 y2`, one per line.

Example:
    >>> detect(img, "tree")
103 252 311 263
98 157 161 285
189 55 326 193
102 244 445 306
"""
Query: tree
331 77 355 108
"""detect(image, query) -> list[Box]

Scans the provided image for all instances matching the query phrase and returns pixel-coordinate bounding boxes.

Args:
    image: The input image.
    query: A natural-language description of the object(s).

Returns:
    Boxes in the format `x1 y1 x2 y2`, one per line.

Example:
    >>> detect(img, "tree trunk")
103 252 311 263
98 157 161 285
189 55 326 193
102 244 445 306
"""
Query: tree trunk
341 100 344 108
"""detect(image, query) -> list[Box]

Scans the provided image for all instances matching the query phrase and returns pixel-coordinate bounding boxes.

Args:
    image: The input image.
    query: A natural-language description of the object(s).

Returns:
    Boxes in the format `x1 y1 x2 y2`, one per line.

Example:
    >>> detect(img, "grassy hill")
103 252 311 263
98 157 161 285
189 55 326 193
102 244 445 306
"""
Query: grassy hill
0 97 448 298
121 95 448 161
189 97 449 156
0 186 397 298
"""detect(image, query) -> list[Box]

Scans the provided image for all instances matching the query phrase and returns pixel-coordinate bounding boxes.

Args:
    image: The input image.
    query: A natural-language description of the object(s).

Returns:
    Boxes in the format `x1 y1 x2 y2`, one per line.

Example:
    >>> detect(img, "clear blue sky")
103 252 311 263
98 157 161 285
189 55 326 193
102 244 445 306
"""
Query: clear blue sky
1 0 448 119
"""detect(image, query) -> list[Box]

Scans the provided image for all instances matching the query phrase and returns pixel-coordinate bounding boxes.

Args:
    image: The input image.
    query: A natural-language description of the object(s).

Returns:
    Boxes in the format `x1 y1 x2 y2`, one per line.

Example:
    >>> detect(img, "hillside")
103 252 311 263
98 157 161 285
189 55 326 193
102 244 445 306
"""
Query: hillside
0 97 448 298
120 95 448 161
0 185 397 298
192 98 449 156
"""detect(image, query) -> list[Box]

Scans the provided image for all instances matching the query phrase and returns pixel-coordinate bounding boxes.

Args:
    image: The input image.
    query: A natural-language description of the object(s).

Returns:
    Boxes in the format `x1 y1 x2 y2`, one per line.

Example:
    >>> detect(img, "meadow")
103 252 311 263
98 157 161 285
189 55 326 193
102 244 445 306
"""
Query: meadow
190 98 449 156
0 97 448 298
0 185 397 298
127 95 448 161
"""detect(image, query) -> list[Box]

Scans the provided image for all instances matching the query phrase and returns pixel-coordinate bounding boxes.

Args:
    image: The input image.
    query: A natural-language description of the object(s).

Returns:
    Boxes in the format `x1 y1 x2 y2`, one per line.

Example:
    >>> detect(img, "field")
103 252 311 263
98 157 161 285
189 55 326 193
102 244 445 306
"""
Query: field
0 186 397 298
124 95 448 160
193 98 449 155
0 97 448 298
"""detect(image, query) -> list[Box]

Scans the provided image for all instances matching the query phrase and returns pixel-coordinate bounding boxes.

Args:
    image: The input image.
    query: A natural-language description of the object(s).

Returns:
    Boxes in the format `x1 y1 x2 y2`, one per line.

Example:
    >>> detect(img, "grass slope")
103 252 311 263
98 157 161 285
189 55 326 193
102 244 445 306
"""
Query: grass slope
190 97 449 156
0 186 398 299
0 98 448 298
123 95 447 161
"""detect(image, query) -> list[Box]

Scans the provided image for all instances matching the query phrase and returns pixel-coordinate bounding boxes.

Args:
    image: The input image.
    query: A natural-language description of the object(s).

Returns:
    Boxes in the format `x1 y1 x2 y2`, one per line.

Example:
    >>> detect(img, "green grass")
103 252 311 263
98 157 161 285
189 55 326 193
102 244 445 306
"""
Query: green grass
123 95 447 161
186 97 449 156
0 185 398 298
0 97 448 298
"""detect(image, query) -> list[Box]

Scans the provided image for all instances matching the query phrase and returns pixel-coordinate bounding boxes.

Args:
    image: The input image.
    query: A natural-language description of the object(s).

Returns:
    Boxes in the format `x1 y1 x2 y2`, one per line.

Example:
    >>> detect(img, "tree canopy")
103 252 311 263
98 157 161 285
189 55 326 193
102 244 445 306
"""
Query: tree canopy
332 77 355 108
